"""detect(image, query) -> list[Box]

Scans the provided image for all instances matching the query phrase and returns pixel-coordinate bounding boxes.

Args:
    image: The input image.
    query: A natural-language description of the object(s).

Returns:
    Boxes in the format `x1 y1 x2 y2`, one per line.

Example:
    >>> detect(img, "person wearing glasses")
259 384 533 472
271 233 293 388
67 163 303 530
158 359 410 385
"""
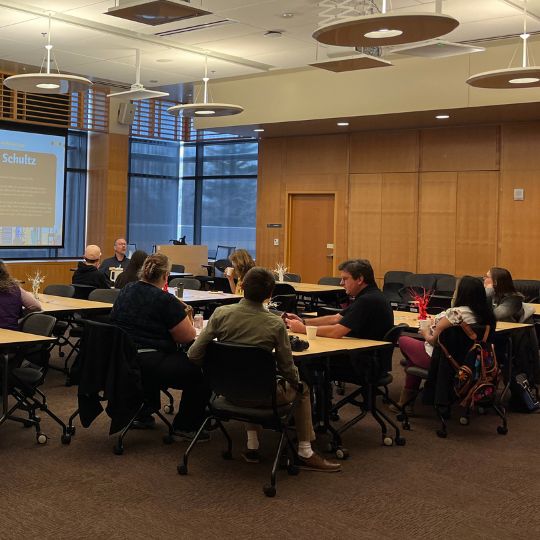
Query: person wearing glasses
99 238 130 276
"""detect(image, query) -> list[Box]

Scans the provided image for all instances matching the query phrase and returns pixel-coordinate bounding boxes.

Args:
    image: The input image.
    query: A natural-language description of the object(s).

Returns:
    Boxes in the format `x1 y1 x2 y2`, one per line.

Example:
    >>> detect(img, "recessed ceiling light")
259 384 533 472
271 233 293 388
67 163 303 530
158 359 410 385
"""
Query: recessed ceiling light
254 128 264 132
156 58 173 63
436 114 450 119
281 12 294 18
337 122 349 126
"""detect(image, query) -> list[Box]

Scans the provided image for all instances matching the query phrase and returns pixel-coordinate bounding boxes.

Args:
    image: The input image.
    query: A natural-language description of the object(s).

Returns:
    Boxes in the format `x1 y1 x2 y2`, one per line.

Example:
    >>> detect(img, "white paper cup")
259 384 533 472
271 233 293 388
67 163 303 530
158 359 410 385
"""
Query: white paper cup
418 319 430 330
306 326 317 340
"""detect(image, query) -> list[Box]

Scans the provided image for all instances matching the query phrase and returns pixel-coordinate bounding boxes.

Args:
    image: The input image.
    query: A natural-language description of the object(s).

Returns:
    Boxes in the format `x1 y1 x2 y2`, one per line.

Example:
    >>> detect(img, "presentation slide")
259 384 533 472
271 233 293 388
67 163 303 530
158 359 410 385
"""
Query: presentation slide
0 128 66 248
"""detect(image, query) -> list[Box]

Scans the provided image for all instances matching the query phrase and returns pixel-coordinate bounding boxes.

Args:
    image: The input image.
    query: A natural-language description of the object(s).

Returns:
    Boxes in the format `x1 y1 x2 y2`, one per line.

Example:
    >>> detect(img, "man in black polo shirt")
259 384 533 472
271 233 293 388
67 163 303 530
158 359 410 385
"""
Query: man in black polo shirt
286 259 393 340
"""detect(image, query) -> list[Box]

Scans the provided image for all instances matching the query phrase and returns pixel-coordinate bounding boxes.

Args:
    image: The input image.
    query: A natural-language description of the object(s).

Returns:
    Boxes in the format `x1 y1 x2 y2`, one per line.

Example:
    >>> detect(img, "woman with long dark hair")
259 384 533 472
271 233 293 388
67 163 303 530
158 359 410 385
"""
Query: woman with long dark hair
0 260 41 330
392 276 495 411
114 250 148 289
484 267 525 322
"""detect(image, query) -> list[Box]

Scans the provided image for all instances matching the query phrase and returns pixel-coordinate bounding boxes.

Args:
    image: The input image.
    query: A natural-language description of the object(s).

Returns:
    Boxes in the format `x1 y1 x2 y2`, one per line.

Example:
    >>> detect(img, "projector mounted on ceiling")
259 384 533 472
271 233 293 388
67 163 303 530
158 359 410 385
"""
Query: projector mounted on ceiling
105 0 211 26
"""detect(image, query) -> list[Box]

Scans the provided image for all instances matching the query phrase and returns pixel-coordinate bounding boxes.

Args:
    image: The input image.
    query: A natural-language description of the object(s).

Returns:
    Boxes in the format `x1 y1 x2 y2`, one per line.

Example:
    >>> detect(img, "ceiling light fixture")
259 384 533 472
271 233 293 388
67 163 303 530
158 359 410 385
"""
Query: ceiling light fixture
337 122 349 126
436 114 450 119
108 49 169 101
254 128 265 132
167 56 244 118
313 0 459 47
467 0 540 89
3 15 92 95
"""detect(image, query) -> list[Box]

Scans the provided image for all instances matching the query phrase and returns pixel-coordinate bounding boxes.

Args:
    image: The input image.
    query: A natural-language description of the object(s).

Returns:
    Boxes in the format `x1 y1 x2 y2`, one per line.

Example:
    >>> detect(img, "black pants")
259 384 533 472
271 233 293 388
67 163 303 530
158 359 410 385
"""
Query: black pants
138 351 210 431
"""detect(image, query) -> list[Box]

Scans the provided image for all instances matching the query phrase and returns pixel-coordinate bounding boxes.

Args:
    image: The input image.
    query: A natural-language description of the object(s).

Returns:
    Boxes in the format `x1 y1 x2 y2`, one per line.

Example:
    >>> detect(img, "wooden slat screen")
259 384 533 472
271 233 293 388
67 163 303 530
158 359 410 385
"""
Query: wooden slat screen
0 72 109 132
131 98 189 141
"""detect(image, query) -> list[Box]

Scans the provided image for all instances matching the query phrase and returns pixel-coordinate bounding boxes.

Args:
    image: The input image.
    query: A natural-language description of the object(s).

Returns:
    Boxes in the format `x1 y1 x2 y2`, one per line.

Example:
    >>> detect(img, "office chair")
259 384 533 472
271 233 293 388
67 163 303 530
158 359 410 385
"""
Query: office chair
399 274 437 304
271 283 297 314
169 277 201 290
513 279 540 302
67 320 175 455
325 324 408 458
283 273 301 283
178 341 302 498
382 271 413 305
316 276 346 310
72 284 97 300
7 313 72 444
214 245 235 261
170 264 185 274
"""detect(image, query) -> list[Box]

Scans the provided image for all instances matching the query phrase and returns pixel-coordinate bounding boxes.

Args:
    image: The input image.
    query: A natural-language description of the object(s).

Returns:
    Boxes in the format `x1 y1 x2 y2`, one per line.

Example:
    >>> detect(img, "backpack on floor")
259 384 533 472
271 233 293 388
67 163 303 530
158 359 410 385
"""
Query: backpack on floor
439 324 501 409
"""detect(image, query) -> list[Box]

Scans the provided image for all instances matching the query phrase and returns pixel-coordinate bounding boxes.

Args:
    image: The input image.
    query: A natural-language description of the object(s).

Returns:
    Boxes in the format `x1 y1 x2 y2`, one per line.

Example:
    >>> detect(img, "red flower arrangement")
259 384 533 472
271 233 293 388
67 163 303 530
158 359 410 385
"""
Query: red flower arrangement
408 287 433 320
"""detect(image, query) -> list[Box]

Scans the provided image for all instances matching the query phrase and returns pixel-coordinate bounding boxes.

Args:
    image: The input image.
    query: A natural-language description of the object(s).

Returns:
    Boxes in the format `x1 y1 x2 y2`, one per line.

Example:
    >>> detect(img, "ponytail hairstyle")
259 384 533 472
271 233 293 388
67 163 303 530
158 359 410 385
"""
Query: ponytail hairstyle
140 253 170 284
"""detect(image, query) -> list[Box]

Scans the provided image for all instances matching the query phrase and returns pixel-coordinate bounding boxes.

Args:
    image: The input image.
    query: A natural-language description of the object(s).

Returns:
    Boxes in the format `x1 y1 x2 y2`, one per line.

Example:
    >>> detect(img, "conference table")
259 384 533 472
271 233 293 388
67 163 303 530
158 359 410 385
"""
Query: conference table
531 303 540 316
38 294 113 314
0 328 55 427
168 288 241 307
277 282 343 294
290 332 394 455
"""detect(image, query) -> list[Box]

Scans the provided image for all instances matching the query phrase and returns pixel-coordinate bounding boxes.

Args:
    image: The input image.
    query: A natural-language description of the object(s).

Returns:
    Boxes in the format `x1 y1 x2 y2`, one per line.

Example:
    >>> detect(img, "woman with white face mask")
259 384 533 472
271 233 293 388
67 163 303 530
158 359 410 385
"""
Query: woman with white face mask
484 267 525 322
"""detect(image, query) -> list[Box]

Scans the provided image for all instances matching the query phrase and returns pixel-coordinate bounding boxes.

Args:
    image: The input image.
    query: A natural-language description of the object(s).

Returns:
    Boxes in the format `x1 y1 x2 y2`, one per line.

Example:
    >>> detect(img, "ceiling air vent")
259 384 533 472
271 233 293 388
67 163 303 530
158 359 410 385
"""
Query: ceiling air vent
105 0 211 26
392 40 485 59
155 19 232 36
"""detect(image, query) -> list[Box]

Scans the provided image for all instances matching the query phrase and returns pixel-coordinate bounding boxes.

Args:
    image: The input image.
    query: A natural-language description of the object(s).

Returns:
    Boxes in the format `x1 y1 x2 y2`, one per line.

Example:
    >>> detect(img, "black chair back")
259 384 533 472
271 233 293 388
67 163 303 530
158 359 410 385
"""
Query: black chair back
88 288 121 303
171 264 185 273
214 259 232 277
271 294 297 314
283 273 301 283
72 284 97 300
215 245 235 261
379 324 409 373
273 282 296 296
203 342 277 405
44 284 75 298
400 274 437 302
212 276 232 293
20 313 56 337
169 277 201 290
434 275 456 296
513 279 540 302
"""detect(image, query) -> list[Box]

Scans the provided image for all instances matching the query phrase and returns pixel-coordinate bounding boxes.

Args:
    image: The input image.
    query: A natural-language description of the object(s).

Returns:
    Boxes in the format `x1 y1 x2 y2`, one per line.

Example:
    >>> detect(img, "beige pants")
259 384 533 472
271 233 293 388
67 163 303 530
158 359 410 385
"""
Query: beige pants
243 380 316 443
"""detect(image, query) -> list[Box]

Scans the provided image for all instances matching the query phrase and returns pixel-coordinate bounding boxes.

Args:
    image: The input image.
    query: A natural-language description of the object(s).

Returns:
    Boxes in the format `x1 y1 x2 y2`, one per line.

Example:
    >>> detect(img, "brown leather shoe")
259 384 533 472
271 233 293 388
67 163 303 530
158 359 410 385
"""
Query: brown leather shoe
297 452 341 473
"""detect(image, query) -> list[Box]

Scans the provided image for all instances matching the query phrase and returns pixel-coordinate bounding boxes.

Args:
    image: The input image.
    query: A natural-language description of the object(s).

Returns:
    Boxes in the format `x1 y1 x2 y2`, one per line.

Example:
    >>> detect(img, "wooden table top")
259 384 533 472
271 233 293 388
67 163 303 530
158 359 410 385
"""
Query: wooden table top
37 294 113 313
290 333 390 358
0 328 55 346
531 303 540 316
393 310 532 332
276 282 343 294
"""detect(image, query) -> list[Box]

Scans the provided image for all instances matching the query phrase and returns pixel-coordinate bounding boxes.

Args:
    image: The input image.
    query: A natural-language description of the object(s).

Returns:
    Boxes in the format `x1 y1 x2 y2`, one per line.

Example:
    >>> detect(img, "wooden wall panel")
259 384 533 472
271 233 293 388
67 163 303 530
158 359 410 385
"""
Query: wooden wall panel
349 130 419 173
501 122 540 171
455 171 499 277
6 261 75 290
87 132 129 253
498 170 540 278
348 174 382 272
283 134 349 175
256 138 285 268
420 126 499 172
380 173 418 276
418 172 457 274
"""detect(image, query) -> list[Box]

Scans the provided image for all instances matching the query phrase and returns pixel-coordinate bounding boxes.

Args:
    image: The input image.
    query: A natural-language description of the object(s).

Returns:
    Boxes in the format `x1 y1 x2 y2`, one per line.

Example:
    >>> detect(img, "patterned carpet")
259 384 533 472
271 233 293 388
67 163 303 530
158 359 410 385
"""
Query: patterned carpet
1 350 539 540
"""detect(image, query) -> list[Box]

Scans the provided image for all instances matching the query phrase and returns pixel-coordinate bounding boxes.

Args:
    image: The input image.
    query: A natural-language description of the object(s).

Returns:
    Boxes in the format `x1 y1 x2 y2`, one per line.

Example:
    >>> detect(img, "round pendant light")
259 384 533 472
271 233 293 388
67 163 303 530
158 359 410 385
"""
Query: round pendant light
313 0 459 47
467 1 540 89
3 17 92 95
168 56 243 118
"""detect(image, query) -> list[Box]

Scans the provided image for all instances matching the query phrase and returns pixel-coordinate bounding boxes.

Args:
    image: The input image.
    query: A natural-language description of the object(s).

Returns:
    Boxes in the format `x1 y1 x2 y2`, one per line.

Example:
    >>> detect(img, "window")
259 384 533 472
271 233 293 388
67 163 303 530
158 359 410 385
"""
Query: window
128 137 258 257
0 130 87 260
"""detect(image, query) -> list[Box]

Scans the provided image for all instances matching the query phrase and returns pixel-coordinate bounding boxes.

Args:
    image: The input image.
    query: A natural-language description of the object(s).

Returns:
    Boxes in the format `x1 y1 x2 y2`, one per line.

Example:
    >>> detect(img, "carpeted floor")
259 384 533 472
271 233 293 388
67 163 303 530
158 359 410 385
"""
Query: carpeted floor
1 350 540 540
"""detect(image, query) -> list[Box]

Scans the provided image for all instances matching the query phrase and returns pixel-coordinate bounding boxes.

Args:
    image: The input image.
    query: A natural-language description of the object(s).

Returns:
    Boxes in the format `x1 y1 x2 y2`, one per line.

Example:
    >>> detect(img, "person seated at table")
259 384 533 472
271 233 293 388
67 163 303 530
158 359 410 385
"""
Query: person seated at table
392 276 495 412
224 248 255 295
484 266 540 409
110 253 210 439
187 266 341 472
484 267 531 322
286 259 393 340
114 250 148 289
0 260 41 330
72 245 111 290
99 238 130 276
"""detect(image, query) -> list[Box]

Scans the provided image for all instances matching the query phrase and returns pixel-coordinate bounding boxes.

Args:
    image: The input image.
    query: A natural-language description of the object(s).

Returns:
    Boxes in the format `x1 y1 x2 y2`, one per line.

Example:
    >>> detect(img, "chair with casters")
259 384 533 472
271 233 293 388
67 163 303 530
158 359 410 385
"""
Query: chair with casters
7 313 72 444
42 284 75 360
178 341 302 498
326 324 409 455
67 320 175 455
169 277 201 290
382 271 412 305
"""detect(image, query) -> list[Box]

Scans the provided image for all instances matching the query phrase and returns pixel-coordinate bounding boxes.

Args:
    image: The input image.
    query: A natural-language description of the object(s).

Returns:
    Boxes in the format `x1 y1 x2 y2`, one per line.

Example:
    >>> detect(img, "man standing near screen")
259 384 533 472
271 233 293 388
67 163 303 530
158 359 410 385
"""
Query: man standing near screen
99 238 130 276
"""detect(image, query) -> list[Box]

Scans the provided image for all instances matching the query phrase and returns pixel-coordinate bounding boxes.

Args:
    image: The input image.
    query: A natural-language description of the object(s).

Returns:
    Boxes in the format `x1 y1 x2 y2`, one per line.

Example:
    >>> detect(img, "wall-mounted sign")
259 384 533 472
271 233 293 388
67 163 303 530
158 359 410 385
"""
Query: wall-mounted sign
267 223 282 228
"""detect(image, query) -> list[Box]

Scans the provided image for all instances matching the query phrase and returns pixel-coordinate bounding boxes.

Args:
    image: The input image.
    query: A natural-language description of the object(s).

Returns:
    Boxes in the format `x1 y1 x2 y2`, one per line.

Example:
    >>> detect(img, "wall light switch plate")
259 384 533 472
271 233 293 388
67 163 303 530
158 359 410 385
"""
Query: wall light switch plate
514 188 524 201
273 238 279 246
326 243 334 249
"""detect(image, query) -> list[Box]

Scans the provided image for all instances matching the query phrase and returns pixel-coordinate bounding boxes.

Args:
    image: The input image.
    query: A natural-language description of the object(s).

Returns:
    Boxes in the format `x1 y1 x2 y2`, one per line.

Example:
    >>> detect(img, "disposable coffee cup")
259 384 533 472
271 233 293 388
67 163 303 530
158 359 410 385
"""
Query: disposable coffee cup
175 284 184 298
418 319 430 330
306 326 317 340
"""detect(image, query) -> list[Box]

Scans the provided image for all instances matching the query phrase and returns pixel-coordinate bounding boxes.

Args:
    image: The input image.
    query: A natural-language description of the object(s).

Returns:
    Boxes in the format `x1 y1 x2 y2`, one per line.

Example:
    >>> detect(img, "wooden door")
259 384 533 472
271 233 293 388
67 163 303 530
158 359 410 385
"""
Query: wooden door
287 194 335 283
